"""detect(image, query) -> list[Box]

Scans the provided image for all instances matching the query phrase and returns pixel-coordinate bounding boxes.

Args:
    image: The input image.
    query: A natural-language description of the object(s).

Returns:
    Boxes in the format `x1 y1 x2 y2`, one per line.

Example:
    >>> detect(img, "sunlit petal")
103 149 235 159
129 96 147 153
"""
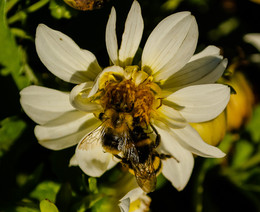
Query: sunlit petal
70 82 102 112
35 112 100 150
170 124 226 158
142 12 198 81
162 46 228 91
76 132 118 177
36 24 102 83
20 85 74 125
106 7 119 65
118 0 144 67
155 126 194 191
164 84 230 123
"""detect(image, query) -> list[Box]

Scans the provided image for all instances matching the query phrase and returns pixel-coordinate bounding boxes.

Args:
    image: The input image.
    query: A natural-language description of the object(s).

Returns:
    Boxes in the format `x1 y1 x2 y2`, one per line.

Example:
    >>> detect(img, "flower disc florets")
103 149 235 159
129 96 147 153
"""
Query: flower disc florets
92 66 162 126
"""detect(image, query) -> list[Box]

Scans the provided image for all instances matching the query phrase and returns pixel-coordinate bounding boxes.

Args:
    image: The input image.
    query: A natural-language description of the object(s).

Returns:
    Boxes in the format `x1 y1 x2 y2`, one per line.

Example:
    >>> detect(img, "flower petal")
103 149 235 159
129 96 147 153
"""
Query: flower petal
244 33 260 52
170 124 226 158
142 12 198 81
20 85 74 125
76 128 118 177
155 126 194 191
88 65 125 97
164 84 230 123
69 154 78 166
119 198 130 212
118 0 144 67
154 105 187 129
35 112 100 150
106 7 119 65
36 24 102 84
70 82 102 112
120 187 144 203
162 46 228 91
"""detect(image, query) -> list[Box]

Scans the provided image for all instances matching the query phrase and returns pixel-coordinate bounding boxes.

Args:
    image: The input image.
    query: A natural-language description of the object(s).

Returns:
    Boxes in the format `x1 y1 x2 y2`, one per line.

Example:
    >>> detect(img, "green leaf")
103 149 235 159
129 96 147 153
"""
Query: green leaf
55 183 72 212
30 181 61 203
232 140 254 168
14 206 39 212
89 177 98 194
0 116 26 157
49 0 74 19
39 199 59 212
246 104 260 143
0 0 31 89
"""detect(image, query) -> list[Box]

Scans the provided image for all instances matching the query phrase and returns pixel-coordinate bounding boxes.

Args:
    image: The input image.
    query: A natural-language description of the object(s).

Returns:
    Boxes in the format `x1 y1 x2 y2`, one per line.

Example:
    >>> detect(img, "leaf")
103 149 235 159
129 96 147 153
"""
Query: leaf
232 139 254 168
0 0 38 89
49 0 74 19
0 116 26 157
39 199 59 212
30 181 61 203
246 104 260 143
55 183 72 212
88 177 98 194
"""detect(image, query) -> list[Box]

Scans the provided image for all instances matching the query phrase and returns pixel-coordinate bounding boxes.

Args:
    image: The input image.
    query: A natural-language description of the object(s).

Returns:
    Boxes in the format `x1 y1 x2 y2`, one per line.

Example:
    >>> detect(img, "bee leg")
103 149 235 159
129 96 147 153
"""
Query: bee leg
150 124 161 148
113 154 122 160
158 153 180 163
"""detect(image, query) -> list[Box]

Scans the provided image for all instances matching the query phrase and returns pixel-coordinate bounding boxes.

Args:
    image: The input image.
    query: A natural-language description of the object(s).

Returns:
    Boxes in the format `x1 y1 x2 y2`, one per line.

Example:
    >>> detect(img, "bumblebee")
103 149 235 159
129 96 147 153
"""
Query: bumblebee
78 108 169 193
78 75 174 192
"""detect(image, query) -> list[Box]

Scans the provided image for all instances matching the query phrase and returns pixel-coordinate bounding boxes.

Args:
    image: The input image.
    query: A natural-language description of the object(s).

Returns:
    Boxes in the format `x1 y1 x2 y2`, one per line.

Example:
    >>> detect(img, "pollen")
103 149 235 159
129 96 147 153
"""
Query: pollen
99 72 159 126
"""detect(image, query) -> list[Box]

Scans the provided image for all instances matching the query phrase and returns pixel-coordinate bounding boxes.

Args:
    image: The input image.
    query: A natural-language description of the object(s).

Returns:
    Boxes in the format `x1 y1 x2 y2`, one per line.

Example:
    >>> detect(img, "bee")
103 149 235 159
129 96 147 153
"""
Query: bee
78 108 169 193
64 0 108 11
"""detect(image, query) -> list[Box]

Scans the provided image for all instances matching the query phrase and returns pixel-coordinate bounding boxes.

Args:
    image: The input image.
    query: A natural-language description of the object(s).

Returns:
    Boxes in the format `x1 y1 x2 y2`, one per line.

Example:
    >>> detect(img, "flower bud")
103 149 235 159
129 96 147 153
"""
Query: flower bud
191 111 227 146
223 71 254 131
63 0 107 11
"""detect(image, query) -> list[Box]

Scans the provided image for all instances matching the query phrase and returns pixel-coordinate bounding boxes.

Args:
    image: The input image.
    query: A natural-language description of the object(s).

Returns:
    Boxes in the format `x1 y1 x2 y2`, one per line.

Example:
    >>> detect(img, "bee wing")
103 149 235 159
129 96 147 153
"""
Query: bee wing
131 156 157 193
76 124 118 177
135 167 157 193
77 125 105 150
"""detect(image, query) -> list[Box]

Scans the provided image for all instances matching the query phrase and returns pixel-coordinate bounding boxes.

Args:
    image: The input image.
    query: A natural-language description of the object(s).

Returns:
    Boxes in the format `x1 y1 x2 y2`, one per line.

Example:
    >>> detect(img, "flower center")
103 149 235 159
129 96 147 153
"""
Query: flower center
100 79 155 125
93 66 162 126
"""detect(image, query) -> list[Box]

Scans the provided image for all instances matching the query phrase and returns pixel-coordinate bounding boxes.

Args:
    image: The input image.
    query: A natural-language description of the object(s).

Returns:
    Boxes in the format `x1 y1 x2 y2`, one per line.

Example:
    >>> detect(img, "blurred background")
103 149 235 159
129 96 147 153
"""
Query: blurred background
1 0 260 211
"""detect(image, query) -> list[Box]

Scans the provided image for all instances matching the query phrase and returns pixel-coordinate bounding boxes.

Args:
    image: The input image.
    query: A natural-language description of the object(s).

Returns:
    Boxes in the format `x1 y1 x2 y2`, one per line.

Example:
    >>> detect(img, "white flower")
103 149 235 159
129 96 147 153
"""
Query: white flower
244 33 260 52
244 33 260 63
20 0 230 196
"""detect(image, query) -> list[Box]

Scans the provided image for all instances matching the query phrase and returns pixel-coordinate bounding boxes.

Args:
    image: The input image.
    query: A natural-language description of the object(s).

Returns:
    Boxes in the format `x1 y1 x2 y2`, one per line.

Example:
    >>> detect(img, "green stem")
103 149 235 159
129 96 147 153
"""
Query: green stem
5 0 20 13
8 0 49 24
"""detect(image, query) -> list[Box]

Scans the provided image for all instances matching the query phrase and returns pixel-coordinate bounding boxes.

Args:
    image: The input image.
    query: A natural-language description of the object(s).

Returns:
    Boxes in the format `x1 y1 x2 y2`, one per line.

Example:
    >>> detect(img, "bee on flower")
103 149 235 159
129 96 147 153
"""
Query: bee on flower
20 0 230 199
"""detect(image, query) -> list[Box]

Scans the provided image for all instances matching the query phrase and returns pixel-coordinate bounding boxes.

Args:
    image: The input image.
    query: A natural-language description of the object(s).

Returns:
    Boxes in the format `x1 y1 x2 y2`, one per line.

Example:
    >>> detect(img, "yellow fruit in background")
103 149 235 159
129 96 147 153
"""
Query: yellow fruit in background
223 72 254 131
191 111 227 146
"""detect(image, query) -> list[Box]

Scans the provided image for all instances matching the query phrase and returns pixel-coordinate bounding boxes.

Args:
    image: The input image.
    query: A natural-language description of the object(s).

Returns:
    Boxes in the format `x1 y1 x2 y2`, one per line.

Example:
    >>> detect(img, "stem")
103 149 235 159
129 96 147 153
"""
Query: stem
5 0 20 13
8 0 49 24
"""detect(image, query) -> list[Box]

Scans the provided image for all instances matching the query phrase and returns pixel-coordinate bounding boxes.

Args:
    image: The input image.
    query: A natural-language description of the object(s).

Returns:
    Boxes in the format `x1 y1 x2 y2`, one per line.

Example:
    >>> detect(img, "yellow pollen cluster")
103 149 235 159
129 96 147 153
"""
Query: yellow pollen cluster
100 79 155 125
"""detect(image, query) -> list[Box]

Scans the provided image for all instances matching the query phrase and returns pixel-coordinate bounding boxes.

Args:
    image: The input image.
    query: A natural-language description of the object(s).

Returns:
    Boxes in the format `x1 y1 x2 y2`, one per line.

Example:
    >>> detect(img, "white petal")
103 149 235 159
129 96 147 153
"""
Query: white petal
164 84 230 123
170 124 226 158
119 198 130 212
70 82 102 112
244 33 260 52
36 24 102 84
88 65 125 97
162 46 228 91
35 112 100 150
106 7 119 65
118 0 143 67
120 187 144 203
154 105 187 129
76 129 118 177
20 85 74 125
155 126 194 191
142 12 198 81
69 154 78 166
189 45 220 61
